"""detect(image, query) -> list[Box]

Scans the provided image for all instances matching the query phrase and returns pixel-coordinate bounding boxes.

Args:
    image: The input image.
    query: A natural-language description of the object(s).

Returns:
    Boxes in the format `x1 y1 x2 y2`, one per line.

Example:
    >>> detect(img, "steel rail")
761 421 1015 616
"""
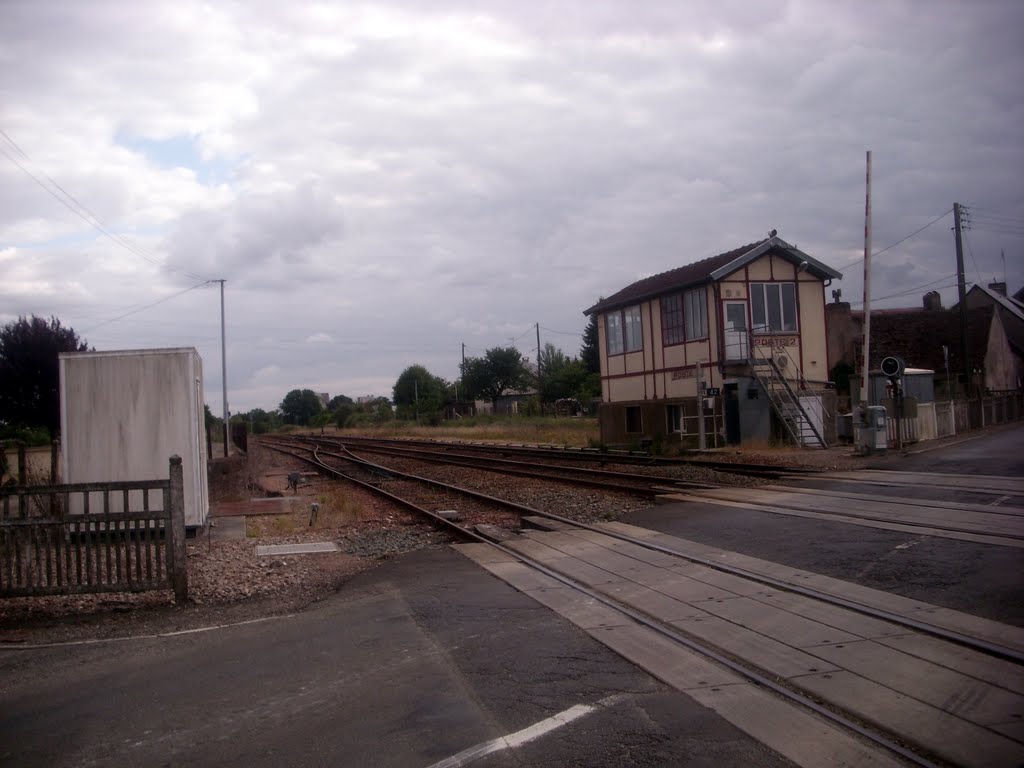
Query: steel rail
265 438 1024 665
307 434 819 477
313 436 720 488
480 537 943 768
532 509 1024 666
262 440 552 528
260 442 482 539
262 439 940 767
671 491 1024 543
301 437 712 496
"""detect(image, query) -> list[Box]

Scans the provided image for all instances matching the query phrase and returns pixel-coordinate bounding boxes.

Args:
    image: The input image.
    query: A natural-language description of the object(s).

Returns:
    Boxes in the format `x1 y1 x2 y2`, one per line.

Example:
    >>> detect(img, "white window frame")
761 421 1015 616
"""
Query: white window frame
666 404 683 433
751 282 798 333
623 306 643 352
605 305 643 356
605 312 623 356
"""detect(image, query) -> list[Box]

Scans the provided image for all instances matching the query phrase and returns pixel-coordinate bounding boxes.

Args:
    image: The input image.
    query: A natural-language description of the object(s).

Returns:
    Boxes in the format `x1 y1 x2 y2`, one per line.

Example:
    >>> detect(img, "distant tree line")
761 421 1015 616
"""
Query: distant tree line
1 311 601 444
390 315 601 424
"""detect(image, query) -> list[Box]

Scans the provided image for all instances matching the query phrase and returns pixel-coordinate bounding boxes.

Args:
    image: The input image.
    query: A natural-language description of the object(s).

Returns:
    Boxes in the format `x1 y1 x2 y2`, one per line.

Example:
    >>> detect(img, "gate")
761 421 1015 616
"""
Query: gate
0 456 187 602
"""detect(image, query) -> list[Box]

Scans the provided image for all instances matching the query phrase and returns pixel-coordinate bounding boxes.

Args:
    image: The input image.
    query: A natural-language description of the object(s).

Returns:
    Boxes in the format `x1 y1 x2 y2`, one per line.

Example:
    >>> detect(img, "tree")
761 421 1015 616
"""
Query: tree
461 346 532 406
538 342 569 378
234 408 280 434
279 389 323 426
371 398 394 423
327 394 353 412
536 342 596 404
0 315 89 438
393 365 448 421
580 314 600 374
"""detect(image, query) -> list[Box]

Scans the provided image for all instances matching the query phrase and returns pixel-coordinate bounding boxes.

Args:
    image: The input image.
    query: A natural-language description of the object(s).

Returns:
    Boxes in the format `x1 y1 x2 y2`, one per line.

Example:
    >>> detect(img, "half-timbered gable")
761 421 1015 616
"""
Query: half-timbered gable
584 234 842 447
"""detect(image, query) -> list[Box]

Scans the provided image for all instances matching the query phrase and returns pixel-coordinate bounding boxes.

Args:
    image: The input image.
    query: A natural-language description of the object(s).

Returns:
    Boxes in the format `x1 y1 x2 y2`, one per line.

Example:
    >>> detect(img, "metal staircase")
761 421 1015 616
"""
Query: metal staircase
748 342 828 449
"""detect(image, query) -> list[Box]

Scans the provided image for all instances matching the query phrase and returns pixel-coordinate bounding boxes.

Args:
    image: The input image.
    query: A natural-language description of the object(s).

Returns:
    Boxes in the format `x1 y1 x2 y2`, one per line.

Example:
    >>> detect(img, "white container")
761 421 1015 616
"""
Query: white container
59 348 209 528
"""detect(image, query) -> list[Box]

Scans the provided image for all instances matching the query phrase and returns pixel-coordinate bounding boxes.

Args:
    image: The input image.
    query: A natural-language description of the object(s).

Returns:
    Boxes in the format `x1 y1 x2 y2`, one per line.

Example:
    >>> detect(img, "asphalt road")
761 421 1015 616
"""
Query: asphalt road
622 424 1024 626
868 422 1024 476
0 547 791 768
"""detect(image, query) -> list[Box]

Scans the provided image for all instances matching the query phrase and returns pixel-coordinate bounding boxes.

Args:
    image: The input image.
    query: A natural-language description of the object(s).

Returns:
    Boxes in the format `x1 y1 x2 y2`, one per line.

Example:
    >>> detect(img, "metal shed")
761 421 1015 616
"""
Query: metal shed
59 348 209 528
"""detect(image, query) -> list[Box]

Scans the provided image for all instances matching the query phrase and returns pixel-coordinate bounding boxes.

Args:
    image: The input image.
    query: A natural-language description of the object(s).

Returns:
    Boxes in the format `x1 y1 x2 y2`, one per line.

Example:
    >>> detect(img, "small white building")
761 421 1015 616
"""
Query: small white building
59 348 209 528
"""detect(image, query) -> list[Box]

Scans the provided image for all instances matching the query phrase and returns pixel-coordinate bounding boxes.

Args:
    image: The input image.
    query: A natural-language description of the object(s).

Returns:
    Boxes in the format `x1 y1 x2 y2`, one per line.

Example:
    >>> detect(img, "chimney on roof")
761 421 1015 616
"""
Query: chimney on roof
923 291 942 310
988 281 1007 297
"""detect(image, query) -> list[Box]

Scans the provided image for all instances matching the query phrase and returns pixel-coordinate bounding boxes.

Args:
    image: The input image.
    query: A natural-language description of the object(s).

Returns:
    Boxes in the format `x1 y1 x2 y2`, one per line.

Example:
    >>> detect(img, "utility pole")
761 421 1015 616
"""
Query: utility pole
859 151 873 415
953 202 968 394
218 279 229 457
696 360 706 451
535 323 542 391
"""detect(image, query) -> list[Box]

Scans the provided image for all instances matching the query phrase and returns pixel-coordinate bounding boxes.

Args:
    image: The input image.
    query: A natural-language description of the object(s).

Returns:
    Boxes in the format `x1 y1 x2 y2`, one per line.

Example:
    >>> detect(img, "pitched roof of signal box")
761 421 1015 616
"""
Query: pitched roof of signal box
584 234 841 316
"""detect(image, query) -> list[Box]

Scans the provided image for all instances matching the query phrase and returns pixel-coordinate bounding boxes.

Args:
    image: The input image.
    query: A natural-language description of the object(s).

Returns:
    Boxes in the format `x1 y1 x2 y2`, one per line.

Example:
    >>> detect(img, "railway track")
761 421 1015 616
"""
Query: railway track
271 434 767 497
261 436 1023 767
300 433 818 480
279 435 1024 547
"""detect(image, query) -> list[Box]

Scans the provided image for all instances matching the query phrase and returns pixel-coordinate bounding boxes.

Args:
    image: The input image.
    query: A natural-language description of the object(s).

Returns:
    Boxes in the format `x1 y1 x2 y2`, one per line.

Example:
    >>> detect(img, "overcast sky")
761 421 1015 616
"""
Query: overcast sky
2 0 1022 414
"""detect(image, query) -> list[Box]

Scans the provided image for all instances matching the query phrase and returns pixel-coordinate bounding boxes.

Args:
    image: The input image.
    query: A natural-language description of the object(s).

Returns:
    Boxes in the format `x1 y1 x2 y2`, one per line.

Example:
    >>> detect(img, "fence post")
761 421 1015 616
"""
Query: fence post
17 441 26 486
169 456 188 603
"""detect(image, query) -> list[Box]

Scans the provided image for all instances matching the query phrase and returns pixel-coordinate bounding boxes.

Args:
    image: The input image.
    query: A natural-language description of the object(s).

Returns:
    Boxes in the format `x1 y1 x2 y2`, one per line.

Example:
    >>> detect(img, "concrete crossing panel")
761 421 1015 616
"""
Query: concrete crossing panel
796 669 1024 768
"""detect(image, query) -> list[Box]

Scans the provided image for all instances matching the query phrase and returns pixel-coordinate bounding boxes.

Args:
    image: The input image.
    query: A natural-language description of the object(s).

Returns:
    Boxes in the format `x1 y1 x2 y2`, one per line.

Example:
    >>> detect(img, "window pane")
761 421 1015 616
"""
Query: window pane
624 306 643 352
684 287 707 340
606 312 623 355
781 283 797 331
661 295 683 345
767 284 782 331
752 285 766 332
666 404 681 433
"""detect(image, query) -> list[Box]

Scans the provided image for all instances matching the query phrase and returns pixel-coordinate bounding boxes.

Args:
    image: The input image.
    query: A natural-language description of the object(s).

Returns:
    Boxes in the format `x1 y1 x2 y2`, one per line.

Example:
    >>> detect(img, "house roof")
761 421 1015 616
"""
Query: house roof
583 234 842 316
851 306 995 371
963 283 1024 323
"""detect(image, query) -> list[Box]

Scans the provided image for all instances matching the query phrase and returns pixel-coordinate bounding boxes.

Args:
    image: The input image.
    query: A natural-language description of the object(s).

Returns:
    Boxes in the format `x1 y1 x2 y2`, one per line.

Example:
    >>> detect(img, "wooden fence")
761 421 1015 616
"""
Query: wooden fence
0 456 187 602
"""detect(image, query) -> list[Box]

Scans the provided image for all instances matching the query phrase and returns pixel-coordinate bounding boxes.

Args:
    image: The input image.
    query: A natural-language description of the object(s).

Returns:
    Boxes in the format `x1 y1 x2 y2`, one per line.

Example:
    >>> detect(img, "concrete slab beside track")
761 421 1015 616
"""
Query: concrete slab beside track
456 523 1024 768
658 471 1024 548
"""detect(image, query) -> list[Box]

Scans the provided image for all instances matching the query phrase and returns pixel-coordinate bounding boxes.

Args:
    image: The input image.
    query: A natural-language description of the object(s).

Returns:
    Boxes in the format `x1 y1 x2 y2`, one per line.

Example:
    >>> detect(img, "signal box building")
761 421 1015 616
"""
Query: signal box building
59 348 210 528
584 234 842 448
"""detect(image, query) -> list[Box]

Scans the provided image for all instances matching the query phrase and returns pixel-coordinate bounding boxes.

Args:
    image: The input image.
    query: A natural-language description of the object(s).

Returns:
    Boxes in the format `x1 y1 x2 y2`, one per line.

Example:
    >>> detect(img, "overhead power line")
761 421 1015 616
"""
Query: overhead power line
850 272 960 307
539 325 584 337
82 280 213 334
0 128 210 282
837 209 953 272
963 232 984 283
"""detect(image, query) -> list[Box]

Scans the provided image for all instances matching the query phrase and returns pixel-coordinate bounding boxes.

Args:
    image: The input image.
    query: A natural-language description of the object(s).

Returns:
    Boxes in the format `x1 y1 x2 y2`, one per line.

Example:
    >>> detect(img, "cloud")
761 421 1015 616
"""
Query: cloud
1 0 1022 411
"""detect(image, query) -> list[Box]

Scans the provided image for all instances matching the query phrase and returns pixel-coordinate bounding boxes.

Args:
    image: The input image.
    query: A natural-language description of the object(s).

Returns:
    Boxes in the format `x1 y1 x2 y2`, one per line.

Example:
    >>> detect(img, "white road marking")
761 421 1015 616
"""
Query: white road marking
990 495 1012 507
893 536 925 551
0 614 295 650
426 694 624 768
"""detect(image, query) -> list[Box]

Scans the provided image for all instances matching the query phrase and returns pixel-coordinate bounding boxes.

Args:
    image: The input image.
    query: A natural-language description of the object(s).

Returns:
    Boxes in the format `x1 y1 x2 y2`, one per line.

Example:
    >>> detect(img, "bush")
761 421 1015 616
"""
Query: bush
0 425 52 447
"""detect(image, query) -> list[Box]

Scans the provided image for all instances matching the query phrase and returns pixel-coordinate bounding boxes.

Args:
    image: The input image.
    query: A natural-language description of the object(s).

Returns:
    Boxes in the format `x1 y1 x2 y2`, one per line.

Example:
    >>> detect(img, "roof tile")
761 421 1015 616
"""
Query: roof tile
584 239 768 315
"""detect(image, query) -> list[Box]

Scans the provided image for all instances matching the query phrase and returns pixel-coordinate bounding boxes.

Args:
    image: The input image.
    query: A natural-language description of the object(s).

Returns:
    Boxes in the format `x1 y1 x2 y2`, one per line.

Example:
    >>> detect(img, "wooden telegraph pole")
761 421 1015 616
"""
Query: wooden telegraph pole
953 203 968 394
